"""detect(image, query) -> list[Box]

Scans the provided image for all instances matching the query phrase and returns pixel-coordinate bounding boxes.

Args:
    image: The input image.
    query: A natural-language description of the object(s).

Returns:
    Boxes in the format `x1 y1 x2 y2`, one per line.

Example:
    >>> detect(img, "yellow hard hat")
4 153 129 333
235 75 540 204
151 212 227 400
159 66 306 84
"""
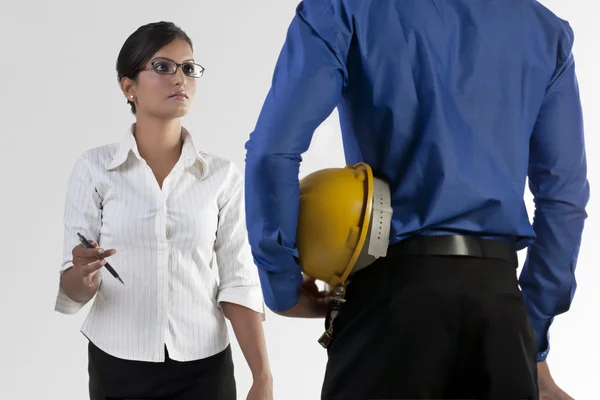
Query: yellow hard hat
296 163 393 287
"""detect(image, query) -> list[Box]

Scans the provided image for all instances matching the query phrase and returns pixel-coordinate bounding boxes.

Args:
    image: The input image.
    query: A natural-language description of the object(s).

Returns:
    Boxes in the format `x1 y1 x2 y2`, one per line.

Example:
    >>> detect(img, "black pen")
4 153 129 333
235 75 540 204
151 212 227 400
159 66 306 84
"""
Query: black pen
77 232 124 285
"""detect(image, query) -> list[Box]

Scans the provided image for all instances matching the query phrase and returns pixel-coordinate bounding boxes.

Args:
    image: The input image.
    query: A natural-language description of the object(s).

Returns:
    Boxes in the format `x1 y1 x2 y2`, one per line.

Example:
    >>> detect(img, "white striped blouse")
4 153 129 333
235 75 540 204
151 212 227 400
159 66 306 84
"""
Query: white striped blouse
54 124 265 362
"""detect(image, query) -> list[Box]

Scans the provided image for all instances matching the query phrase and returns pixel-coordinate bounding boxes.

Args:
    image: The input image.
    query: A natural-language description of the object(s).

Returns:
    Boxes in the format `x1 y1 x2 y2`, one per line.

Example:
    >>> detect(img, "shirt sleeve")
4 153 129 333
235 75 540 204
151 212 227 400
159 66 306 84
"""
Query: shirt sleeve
244 0 353 312
519 21 590 362
215 163 266 319
54 154 104 315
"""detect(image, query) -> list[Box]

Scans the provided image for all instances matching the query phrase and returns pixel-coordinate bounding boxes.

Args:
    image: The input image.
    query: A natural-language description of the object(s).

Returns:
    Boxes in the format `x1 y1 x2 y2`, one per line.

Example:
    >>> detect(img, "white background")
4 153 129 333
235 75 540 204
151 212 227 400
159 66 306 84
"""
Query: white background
0 1 597 399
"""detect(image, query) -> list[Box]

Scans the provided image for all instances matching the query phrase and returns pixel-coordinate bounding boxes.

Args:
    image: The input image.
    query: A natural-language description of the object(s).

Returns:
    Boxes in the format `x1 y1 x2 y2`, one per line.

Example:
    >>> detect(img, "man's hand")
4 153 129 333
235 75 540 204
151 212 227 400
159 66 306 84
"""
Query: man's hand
538 361 574 400
274 274 332 318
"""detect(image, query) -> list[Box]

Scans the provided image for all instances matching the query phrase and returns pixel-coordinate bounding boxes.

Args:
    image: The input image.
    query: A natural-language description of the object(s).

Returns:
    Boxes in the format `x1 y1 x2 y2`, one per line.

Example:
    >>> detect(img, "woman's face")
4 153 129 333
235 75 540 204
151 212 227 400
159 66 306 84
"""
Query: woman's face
123 39 198 120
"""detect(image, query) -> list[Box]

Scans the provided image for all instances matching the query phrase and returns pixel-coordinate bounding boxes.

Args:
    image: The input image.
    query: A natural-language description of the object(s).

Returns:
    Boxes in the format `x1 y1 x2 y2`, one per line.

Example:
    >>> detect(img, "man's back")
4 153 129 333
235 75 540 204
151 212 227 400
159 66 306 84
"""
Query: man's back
334 0 579 248
245 0 589 375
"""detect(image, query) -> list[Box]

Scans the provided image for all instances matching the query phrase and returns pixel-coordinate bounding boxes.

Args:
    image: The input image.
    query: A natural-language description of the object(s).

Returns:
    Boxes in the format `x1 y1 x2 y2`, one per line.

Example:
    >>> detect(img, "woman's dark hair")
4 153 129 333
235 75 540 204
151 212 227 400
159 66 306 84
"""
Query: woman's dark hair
117 21 193 114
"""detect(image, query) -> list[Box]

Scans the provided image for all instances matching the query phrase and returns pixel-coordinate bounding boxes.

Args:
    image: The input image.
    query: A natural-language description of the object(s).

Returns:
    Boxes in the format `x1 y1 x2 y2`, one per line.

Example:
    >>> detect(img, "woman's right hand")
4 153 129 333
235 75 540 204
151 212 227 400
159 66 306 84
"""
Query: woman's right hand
72 241 117 287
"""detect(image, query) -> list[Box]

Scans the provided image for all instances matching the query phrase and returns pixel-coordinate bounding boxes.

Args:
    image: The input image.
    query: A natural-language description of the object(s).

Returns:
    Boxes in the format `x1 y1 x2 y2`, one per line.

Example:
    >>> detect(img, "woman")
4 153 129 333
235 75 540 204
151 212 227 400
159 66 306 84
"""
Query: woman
54 21 273 400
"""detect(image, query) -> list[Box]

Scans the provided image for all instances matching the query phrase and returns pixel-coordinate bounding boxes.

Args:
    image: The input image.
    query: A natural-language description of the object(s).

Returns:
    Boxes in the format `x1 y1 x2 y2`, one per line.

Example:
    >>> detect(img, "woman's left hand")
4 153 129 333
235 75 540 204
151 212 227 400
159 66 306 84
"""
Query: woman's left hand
246 375 274 400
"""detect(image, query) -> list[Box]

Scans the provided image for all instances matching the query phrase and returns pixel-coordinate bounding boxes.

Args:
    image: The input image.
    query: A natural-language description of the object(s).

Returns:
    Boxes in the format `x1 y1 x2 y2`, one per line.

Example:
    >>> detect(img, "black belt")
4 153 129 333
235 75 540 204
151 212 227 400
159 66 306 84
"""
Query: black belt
386 235 518 266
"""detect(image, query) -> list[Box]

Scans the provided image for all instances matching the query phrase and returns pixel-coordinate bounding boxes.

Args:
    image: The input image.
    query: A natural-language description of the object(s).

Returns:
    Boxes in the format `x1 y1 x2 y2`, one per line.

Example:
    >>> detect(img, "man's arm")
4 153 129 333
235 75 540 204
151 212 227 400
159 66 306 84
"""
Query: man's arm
244 1 352 312
519 22 590 362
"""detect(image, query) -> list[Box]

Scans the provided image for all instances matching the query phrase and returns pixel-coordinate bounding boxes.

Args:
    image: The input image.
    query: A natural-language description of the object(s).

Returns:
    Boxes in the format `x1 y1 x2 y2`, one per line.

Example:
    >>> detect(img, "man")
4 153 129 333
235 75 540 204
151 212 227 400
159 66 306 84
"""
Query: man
244 0 589 399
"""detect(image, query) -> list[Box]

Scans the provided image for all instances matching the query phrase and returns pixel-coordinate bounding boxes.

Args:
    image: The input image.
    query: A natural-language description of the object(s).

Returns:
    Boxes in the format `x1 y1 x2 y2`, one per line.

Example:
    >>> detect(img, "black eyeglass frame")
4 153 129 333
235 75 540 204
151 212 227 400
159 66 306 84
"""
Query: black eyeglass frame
142 59 205 78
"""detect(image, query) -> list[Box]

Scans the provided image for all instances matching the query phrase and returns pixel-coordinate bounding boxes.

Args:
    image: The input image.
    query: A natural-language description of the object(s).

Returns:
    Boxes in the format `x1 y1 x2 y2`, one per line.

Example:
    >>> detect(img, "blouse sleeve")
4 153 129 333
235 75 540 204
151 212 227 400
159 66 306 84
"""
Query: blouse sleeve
214 164 265 319
54 154 103 315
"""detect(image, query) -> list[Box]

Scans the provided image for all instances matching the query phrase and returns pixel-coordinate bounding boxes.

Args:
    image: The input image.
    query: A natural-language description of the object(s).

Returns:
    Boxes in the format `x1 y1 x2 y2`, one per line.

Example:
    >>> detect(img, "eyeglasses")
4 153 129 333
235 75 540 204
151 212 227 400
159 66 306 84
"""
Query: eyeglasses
144 59 205 78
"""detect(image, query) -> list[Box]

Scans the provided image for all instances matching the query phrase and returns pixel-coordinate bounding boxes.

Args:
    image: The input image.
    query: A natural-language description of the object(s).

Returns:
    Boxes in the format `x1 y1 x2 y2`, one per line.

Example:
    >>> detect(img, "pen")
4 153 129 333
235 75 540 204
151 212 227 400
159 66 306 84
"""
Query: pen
77 232 124 285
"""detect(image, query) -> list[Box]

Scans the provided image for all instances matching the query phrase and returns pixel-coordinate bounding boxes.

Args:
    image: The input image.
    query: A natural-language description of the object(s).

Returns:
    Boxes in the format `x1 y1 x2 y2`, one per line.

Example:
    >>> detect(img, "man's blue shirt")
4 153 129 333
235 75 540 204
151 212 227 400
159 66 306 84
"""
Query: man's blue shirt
244 0 589 361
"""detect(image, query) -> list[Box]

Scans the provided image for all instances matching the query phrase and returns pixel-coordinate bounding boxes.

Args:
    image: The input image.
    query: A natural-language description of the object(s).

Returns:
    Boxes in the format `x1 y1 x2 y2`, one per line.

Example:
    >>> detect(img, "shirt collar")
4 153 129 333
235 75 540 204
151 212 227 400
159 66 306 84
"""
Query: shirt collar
107 124 209 179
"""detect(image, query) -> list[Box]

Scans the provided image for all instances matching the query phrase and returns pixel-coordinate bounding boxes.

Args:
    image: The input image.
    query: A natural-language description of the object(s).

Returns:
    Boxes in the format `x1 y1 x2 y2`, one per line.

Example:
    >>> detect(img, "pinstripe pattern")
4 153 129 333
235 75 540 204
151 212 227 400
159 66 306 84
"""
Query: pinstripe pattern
54 125 265 362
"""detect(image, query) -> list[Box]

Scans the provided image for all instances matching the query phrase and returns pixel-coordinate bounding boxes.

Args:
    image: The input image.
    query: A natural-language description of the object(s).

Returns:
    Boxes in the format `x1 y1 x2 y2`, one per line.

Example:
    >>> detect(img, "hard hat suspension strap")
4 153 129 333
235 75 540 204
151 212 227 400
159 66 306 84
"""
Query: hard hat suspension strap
318 281 349 349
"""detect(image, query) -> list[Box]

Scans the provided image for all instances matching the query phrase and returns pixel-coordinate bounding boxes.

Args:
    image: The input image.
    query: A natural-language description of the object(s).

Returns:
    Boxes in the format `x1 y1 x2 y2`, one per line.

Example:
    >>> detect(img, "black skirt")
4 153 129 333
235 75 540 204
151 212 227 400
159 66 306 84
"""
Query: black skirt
88 341 236 400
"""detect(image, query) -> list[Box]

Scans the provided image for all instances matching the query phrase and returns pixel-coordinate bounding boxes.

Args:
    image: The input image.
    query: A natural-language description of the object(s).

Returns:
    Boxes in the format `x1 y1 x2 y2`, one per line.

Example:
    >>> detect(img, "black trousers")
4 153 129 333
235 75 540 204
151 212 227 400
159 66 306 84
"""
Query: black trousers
88 342 236 400
321 255 539 400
